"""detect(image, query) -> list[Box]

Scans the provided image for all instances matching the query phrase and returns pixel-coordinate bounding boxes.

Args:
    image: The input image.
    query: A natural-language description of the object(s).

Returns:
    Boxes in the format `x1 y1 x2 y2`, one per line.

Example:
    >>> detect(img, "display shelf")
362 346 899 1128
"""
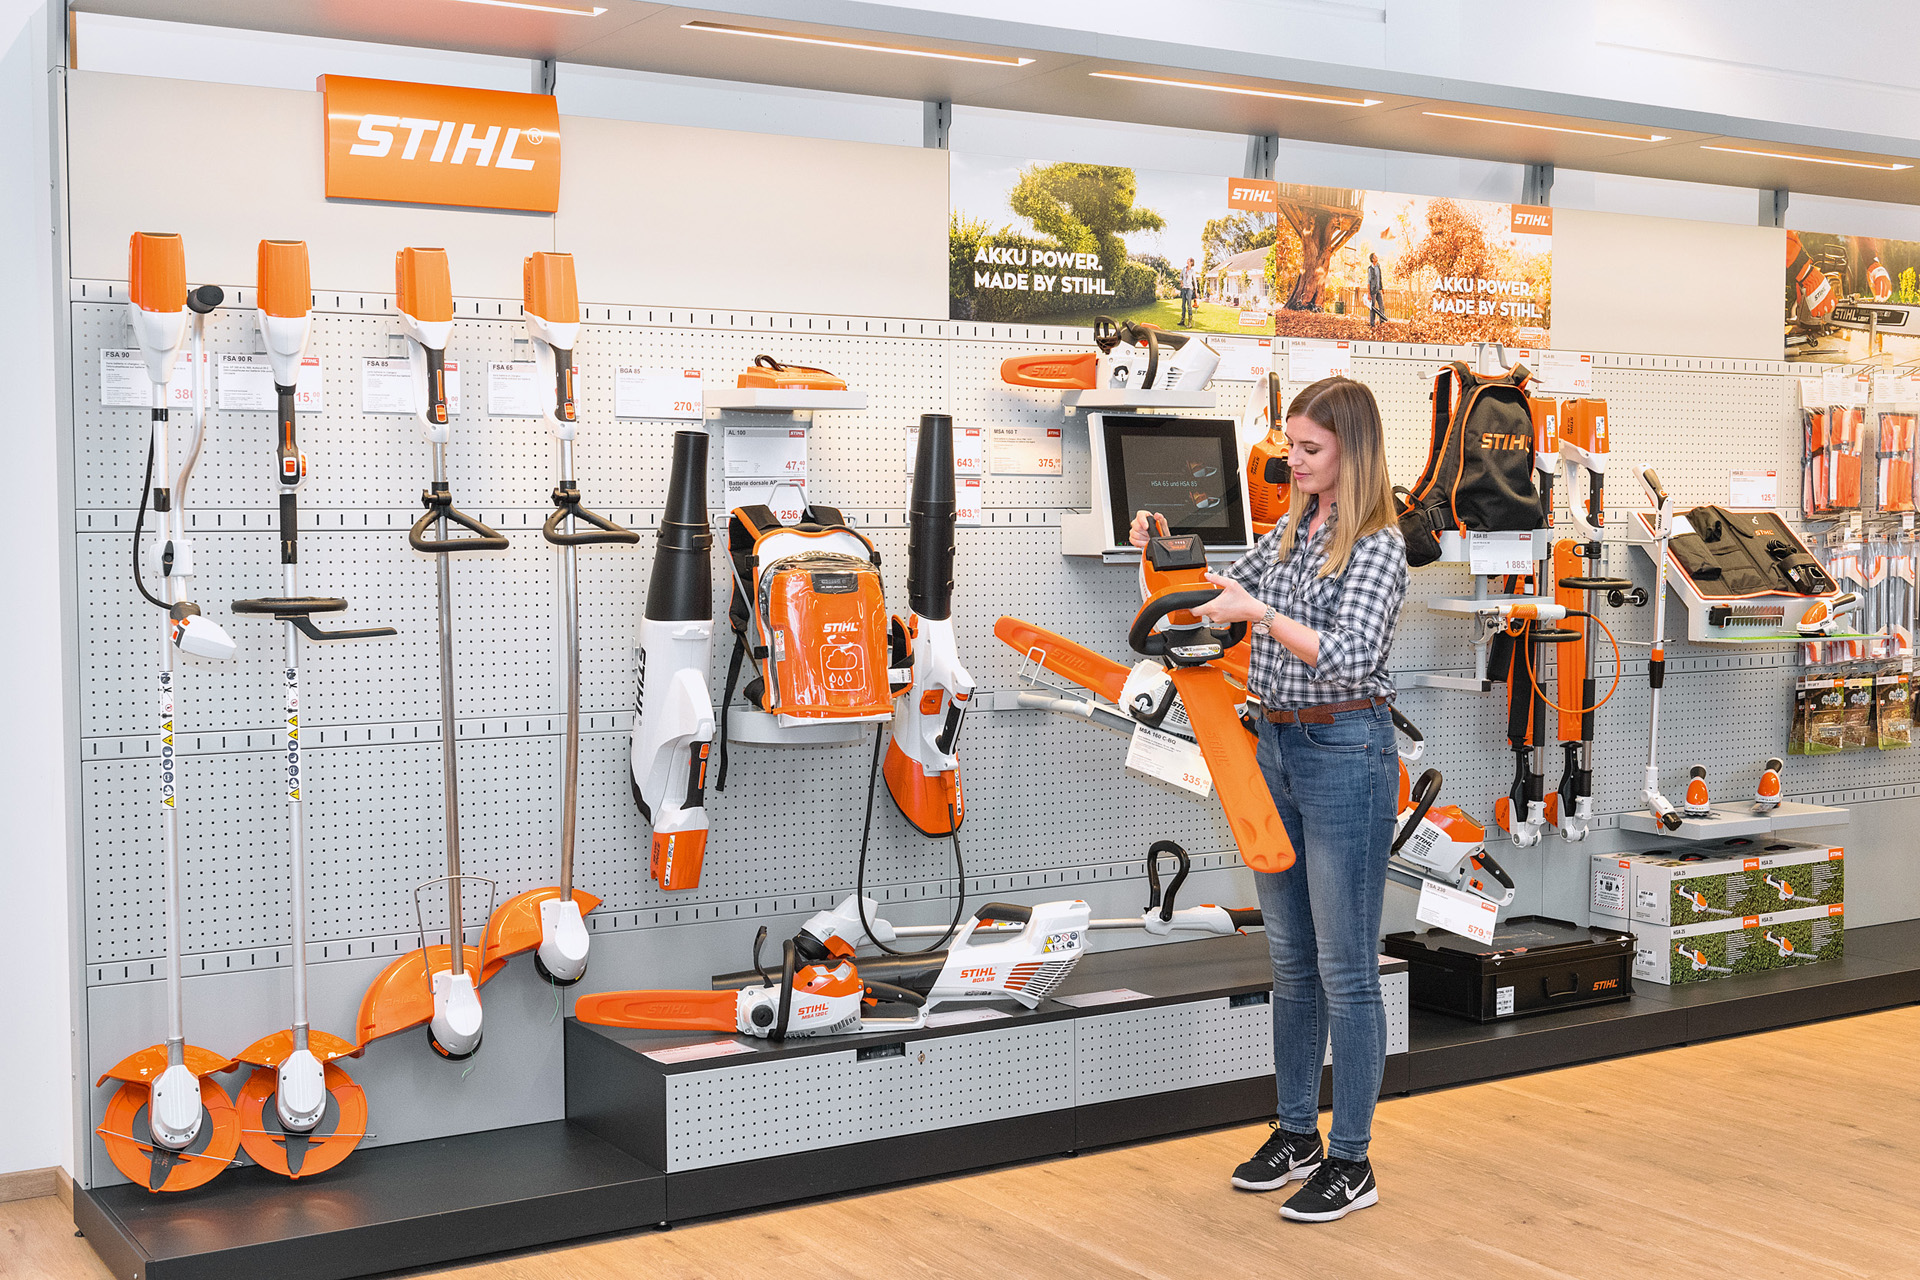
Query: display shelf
72 1121 664 1280
1628 511 1853 645
724 706 876 746
703 388 867 414
1426 594 1557 615
1617 800 1850 839
1060 388 1216 415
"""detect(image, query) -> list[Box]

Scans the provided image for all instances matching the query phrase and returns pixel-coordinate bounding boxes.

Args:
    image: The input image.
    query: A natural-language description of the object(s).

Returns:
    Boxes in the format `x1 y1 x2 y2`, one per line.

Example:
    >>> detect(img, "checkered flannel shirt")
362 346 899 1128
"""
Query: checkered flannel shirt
1223 496 1409 709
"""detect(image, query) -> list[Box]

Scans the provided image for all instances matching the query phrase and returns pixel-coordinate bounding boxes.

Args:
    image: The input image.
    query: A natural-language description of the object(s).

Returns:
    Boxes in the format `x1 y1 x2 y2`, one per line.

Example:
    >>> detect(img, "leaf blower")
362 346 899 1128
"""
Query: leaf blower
1000 316 1221 392
884 413 975 837
631 425 717 892
357 250 511 1062
95 232 243 1194
228 239 393 1179
488 251 635 974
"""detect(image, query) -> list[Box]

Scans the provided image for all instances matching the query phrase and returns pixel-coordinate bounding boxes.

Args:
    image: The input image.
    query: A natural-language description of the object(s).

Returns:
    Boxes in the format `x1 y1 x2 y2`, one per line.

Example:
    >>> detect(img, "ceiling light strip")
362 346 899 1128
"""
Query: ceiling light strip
1700 144 1911 171
682 20 1034 66
1421 110 1667 143
1089 70 1379 108
447 0 606 15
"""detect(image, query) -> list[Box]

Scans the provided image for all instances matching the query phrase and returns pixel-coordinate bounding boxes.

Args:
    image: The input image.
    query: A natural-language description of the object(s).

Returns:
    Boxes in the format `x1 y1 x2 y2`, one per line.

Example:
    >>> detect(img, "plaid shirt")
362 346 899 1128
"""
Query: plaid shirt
1224 496 1408 708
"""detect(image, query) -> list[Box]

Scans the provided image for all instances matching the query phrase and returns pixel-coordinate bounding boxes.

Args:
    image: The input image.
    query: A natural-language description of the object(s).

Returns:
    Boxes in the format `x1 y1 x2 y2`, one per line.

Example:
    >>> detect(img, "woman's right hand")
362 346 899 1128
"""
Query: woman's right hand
1129 511 1163 550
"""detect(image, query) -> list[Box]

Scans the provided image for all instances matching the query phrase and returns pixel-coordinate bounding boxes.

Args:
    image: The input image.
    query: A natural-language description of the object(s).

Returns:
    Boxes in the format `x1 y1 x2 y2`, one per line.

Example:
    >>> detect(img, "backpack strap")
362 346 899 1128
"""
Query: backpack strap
715 639 746 792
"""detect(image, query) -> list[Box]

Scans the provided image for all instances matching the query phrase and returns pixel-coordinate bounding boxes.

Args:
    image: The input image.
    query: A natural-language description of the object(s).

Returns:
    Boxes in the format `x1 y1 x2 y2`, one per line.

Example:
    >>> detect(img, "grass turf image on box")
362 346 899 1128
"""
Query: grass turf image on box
1786 229 1920 363
949 157 1551 346
1616 904 1845 985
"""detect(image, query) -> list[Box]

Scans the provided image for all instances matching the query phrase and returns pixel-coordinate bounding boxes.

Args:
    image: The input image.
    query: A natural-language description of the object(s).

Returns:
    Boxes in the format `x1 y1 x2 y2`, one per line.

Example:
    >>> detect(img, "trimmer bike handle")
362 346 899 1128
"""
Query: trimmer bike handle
1129 588 1248 659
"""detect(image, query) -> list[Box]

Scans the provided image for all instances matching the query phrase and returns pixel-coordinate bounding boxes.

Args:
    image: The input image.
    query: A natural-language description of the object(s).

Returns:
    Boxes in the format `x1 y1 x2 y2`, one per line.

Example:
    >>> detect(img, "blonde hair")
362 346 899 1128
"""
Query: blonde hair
1272 376 1397 577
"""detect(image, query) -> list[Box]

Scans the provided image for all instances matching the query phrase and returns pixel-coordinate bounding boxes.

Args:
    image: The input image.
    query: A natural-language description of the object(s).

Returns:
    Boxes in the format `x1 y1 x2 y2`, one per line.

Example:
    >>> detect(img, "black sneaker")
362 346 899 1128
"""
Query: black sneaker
1279 1155 1378 1222
1229 1122 1323 1191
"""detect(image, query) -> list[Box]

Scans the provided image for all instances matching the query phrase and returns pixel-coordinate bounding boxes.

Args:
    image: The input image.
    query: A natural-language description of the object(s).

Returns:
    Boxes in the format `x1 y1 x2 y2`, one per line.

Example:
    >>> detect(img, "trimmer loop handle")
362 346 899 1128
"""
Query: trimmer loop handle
1129 588 1248 658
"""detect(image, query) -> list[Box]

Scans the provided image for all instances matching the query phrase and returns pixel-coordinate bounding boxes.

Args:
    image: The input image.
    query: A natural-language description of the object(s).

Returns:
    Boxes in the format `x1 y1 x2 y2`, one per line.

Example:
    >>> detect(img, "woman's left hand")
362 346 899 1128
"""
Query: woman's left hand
1200 571 1268 625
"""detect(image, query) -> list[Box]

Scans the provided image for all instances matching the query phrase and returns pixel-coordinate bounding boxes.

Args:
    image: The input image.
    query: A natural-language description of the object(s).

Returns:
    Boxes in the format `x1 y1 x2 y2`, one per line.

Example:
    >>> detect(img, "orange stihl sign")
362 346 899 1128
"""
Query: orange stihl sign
1510 205 1553 235
320 75 561 213
1228 178 1280 212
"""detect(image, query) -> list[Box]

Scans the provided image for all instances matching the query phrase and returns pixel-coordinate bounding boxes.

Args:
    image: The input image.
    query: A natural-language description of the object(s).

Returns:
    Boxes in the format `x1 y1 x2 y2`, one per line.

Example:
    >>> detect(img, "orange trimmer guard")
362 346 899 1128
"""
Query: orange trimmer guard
355 943 494 1048
483 887 603 963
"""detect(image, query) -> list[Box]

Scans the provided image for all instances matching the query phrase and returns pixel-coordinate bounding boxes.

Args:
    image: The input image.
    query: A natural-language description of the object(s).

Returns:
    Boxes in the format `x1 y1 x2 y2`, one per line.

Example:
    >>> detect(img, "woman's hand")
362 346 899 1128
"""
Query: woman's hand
1200 571 1268 624
1128 511 1164 550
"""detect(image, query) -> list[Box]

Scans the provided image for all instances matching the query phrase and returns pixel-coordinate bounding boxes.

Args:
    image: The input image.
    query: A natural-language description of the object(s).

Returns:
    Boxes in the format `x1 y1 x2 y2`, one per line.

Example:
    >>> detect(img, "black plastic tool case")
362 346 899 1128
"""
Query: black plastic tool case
1383 916 1635 1022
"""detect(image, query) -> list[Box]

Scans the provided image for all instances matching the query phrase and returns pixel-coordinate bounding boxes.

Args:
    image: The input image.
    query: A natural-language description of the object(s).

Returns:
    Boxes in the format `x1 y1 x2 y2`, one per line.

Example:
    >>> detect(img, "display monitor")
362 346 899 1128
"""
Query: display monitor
1098 414 1249 550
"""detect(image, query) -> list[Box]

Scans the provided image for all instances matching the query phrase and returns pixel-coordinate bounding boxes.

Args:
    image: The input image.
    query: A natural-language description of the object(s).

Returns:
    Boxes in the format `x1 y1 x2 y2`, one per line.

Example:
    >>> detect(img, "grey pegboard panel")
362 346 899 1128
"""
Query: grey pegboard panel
662 1020 1075 1171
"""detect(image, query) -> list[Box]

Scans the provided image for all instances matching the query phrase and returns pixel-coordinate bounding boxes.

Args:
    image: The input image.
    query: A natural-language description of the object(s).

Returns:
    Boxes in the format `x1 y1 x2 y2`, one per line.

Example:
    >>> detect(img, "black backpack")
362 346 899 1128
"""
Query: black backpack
1395 361 1546 566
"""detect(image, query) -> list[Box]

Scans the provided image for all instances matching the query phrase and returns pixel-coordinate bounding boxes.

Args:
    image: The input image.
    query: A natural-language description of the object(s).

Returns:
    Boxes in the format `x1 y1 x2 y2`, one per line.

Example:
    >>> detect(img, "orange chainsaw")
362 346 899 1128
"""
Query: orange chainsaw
997 530 1293 873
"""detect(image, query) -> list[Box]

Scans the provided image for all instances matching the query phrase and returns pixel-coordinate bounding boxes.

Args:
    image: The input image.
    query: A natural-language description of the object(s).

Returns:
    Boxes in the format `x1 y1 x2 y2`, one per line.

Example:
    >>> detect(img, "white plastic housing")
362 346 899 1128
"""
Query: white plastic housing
631 617 715 842
537 896 590 983
430 969 483 1057
276 1047 327 1132
173 613 237 661
888 617 973 778
149 1062 202 1150
129 301 188 388
258 310 313 388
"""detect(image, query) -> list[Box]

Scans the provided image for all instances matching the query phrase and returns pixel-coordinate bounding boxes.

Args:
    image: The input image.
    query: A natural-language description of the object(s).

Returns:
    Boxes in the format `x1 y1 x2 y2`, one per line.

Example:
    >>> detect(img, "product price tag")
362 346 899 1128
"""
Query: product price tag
100 349 202 408
988 425 1063 475
1872 371 1914 403
616 367 703 419
1823 366 1868 406
1416 879 1499 946
1206 336 1276 382
642 1040 755 1064
1797 376 1824 408
905 422 985 475
956 476 982 528
724 477 807 526
217 354 324 412
1729 469 1778 507
359 357 461 415
1052 989 1150 1008
487 360 543 417
1531 349 1594 396
1467 530 1535 575
1125 723 1213 797
725 426 808 480
923 1007 1010 1028
1287 338 1352 382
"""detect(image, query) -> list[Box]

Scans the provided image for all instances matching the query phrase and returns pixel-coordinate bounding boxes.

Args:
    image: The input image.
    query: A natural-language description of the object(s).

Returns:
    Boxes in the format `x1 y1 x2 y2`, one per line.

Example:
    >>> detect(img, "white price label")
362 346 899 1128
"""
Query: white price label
1467 530 1535 575
988 425 1063 476
725 426 809 480
1126 723 1213 797
616 367 703 419
724 477 807 526
1798 376 1824 408
906 423 985 475
957 476 982 527
1822 366 1868 406
642 1040 755 1064
923 1008 1011 1028
1206 336 1276 382
1531 349 1594 396
1415 878 1500 946
216 353 322 412
100 349 201 408
487 361 544 417
1052 988 1150 1008
1729 469 1778 507
1287 338 1353 382
360 357 461 415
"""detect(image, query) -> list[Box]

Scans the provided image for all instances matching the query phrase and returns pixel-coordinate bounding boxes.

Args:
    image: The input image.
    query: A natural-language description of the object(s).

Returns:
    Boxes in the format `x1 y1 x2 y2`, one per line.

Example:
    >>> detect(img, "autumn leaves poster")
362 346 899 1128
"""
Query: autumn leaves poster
950 153 1553 347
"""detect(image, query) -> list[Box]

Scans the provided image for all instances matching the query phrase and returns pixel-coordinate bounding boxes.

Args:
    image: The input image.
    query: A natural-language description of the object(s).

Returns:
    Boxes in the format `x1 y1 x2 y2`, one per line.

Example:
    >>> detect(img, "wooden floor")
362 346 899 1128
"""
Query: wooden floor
15 1006 1920 1280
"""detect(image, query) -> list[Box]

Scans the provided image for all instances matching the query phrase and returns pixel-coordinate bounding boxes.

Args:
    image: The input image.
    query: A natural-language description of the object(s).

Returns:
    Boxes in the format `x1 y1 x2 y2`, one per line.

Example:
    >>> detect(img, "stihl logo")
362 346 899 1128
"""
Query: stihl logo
961 967 997 982
1592 978 1619 990
321 75 561 213
1480 432 1528 450
1227 178 1280 211
796 1001 830 1018
1510 205 1553 234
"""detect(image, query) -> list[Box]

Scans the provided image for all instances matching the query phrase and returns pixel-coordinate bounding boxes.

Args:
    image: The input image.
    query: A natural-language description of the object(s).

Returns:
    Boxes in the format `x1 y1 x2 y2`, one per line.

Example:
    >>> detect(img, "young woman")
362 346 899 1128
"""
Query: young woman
1131 375 1407 1223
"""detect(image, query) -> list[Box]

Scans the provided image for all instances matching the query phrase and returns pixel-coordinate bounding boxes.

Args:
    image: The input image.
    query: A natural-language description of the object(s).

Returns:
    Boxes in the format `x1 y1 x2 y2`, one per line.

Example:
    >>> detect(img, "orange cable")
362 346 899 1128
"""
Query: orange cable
1518 612 1623 716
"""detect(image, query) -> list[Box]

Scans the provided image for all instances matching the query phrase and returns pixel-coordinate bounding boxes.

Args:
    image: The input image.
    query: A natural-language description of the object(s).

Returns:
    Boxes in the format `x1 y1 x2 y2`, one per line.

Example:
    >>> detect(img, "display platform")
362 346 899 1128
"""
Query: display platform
565 934 1410 1221
72 1120 664 1280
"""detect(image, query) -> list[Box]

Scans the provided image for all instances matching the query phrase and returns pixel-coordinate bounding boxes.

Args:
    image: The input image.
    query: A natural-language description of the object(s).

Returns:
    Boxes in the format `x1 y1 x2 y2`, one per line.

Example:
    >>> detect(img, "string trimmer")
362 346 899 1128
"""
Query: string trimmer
1640 468 1683 830
95 233 242 1194
357 247 509 1061
228 240 393 1178
487 253 633 979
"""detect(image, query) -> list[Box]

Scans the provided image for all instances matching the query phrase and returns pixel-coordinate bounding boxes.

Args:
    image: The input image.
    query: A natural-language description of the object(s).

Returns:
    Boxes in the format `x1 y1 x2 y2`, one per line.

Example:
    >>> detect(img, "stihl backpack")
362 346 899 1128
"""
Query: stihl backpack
1395 361 1547 566
716 504 910 788
1671 506 1835 597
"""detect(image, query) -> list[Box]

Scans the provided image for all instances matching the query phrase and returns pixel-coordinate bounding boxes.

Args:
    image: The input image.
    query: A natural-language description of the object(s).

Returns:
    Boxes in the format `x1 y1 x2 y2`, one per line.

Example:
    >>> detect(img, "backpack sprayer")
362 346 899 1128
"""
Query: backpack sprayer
95 233 243 1194
487 252 636 980
357 250 510 1062
999 316 1221 392
228 239 394 1179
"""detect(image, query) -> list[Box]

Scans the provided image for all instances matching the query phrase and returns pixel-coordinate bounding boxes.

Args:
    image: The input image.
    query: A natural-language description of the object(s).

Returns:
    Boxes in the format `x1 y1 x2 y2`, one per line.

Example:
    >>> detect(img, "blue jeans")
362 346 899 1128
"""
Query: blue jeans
1252 704 1398 1161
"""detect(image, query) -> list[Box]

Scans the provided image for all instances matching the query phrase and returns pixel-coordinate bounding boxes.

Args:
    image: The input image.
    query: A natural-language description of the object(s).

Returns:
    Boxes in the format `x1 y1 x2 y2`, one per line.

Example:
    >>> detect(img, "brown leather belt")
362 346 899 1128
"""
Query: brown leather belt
1263 695 1393 726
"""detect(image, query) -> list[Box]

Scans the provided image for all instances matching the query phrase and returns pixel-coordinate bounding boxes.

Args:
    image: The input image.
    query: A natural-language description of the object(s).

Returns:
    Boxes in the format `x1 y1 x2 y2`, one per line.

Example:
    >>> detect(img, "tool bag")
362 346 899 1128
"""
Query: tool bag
717 504 910 788
1395 361 1547 566
1671 505 1836 597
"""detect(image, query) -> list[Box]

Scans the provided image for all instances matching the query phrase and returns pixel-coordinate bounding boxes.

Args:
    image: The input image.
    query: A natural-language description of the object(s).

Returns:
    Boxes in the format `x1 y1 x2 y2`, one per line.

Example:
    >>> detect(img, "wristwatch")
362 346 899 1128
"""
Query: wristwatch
1253 606 1279 636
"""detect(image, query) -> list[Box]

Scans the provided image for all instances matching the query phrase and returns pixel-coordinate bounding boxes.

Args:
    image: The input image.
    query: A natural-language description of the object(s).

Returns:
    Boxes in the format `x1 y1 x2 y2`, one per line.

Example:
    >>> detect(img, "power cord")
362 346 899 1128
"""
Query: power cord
854 726 967 956
131 433 167 610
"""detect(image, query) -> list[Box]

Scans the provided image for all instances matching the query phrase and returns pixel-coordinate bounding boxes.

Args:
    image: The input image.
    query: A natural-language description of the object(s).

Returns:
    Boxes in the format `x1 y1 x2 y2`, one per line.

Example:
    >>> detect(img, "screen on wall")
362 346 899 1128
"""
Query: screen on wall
1101 415 1247 548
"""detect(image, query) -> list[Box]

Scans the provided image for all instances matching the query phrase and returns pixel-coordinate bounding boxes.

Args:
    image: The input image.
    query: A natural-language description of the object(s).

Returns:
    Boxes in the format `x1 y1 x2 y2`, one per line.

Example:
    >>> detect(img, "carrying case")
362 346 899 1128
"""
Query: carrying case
1382 915 1634 1022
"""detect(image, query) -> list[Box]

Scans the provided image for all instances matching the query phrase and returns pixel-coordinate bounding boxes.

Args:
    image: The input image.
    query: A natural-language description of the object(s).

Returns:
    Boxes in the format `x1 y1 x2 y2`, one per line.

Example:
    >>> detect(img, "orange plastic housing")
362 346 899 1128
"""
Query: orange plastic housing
1247 430 1291 536
758 554 892 719
523 251 578 323
1529 396 1560 458
395 247 453 322
1000 352 1097 389
737 361 847 390
128 232 185 313
257 240 311 317
1560 398 1609 456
